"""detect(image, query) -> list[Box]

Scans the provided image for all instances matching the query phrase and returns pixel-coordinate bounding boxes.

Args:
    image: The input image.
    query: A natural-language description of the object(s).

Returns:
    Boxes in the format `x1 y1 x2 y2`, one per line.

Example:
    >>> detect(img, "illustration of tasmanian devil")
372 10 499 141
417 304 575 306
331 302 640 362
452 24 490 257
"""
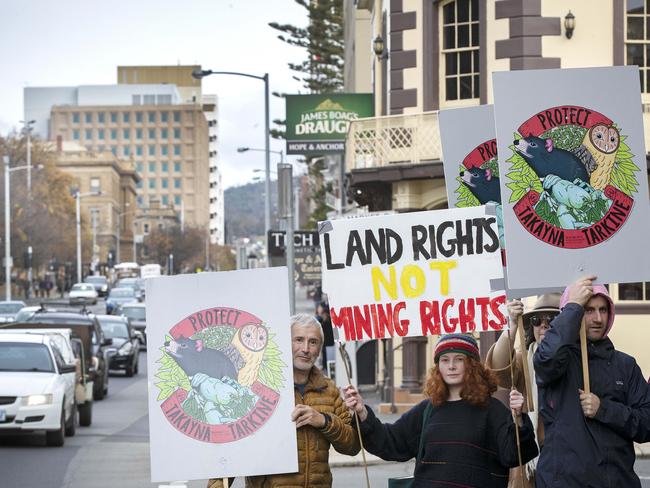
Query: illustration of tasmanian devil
165 337 238 381
514 135 589 183
460 166 501 204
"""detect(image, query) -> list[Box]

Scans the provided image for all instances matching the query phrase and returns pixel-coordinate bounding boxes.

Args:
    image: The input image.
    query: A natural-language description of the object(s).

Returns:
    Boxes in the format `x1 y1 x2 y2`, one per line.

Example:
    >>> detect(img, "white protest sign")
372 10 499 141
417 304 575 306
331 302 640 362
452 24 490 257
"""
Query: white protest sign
146 268 297 482
319 206 507 342
494 66 650 290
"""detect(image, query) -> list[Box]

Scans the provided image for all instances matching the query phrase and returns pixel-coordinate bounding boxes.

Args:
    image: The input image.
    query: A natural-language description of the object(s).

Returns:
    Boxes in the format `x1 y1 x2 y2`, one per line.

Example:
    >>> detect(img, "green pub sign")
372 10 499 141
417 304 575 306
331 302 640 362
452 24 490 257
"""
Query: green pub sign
285 93 374 155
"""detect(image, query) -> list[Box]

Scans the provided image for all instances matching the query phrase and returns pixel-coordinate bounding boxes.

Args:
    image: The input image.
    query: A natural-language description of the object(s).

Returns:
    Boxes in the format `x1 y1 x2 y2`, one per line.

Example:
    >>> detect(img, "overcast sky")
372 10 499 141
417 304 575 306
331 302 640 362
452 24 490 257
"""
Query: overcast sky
0 0 307 188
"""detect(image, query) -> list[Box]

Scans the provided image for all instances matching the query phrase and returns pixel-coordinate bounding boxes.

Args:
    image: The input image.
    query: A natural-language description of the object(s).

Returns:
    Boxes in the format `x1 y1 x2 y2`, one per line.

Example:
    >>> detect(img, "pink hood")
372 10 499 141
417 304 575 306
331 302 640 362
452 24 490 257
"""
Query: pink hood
560 284 615 338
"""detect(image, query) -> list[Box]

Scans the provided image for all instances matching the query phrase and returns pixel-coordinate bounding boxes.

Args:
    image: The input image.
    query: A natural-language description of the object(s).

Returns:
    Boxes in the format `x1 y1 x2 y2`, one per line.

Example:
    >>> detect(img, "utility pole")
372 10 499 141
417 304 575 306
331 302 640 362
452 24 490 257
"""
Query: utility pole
278 163 295 314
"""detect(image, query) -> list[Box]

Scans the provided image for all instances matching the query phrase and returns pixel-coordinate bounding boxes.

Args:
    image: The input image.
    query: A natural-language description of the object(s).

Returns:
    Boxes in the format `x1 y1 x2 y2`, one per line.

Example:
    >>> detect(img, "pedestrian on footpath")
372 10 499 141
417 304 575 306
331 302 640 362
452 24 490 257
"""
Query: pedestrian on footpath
344 334 538 488
485 294 560 488
207 314 360 488
534 276 650 487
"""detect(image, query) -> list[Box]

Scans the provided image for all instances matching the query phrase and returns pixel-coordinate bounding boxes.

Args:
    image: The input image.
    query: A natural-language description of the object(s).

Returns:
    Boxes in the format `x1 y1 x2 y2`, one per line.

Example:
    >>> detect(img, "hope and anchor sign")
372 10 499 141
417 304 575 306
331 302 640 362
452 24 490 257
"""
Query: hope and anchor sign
320 206 507 342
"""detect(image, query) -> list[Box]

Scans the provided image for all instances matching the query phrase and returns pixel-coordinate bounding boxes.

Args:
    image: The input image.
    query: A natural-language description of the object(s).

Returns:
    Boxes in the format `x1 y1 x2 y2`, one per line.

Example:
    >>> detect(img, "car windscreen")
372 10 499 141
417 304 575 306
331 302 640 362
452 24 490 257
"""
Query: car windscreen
122 307 145 320
0 303 23 314
110 288 135 298
25 316 94 326
71 284 92 292
99 320 129 339
0 343 54 372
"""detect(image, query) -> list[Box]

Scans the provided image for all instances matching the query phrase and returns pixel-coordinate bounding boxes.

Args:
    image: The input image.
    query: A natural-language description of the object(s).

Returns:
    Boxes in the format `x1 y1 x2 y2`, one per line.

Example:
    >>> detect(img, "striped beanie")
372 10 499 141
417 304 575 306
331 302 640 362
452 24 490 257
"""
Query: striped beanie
434 334 480 363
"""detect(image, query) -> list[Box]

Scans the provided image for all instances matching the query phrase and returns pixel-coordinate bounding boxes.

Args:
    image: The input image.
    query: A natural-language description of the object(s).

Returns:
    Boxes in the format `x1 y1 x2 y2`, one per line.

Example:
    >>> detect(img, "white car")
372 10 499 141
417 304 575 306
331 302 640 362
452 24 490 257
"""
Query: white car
0 333 77 446
69 283 98 305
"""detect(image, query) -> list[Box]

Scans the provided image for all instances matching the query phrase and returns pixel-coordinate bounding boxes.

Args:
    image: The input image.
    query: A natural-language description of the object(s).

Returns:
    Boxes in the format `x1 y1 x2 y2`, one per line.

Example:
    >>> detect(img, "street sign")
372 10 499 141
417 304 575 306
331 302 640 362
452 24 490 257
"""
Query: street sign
267 230 321 284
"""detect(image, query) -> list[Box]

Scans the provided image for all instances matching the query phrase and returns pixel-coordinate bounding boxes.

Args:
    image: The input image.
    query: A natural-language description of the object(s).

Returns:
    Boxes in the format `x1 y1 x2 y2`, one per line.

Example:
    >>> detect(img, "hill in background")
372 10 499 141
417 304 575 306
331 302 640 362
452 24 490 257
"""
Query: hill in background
224 180 278 242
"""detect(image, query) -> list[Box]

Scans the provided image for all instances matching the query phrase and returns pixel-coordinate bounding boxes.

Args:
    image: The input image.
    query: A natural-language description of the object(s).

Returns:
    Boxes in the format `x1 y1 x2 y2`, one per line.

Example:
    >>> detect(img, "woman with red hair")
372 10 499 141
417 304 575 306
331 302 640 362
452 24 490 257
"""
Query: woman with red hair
344 333 538 487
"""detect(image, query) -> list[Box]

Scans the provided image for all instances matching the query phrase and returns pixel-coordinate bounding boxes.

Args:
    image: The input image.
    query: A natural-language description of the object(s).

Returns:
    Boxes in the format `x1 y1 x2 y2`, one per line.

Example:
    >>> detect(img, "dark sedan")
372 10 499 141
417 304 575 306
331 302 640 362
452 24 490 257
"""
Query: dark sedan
95 314 139 377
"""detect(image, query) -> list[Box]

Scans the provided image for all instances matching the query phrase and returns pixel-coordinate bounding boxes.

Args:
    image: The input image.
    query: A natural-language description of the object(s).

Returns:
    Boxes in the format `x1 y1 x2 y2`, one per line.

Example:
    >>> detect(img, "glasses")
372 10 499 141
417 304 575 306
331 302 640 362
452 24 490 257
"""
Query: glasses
529 313 558 328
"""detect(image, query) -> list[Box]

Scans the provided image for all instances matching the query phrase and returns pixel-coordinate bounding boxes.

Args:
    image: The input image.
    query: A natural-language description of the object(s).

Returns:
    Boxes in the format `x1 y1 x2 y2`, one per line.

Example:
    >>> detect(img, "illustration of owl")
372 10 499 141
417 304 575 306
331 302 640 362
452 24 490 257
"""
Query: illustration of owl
578 123 620 190
229 322 269 387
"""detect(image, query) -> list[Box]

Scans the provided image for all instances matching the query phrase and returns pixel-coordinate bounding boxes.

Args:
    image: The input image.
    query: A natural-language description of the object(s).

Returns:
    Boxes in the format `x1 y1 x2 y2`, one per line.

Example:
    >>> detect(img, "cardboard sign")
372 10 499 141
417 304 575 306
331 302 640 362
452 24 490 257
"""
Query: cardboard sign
493 66 650 289
319 206 507 342
146 268 297 482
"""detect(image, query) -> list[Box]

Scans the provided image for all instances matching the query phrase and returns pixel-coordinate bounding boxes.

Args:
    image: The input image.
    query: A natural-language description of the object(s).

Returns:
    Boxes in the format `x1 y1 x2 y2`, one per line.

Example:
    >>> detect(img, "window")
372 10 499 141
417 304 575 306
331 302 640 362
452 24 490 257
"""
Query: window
148 111 156 123
123 146 130 156
137 196 144 206
175 195 181 205
137 180 143 189
162 179 169 189
85 112 92 124
174 128 181 139
161 146 168 156
149 179 156 189
98 112 105 123
85 129 93 139
173 111 181 123
98 129 105 140
161 128 168 139
148 145 155 156
160 111 169 122
136 145 143 156
90 177 101 192
111 129 117 140
97 145 105 153
136 112 143 123
174 162 181 172
157 95 172 105
136 162 143 172
619 282 650 300
162 195 169 205
72 112 80 123
174 178 181 189
148 128 156 139
149 162 156 172
136 128 143 140
143 223 150 234
174 144 181 156
626 0 650 91
111 146 117 156
144 94 156 105
161 162 169 172
123 129 130 139
132 95 141 105
442 0 480 101
73 129 80 140
111 112 118 123
123 112 130 123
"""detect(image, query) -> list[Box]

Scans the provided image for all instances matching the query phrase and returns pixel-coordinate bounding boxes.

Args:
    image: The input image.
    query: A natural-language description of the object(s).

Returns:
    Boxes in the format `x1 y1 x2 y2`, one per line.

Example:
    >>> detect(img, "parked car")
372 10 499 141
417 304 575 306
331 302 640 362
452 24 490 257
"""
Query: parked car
114 278 143 301
83 275 110 297
116 303 147 347
105 287 137 314
0 332 77 446
69 283 98 305
0 328 93 427
14 310 112 401
0 300 27 323
95 315 140 377
14 306 45 324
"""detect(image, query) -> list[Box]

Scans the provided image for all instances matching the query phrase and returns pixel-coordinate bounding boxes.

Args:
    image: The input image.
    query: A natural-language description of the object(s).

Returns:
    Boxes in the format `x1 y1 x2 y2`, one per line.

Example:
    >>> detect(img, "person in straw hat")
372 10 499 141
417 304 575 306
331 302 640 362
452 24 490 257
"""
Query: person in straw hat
344 333 538 487
485 293 560 488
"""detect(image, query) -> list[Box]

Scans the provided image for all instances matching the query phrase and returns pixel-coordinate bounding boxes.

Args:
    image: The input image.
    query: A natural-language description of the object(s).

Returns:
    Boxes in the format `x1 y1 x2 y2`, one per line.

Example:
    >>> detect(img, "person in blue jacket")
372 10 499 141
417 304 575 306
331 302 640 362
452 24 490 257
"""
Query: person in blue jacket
534 275 650 487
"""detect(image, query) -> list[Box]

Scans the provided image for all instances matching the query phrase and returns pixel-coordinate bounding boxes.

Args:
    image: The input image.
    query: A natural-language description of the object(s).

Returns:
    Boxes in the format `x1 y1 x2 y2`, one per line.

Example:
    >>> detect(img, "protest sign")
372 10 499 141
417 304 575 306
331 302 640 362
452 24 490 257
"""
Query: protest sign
494 66 650 290
146 268 297 482
319 206 507 342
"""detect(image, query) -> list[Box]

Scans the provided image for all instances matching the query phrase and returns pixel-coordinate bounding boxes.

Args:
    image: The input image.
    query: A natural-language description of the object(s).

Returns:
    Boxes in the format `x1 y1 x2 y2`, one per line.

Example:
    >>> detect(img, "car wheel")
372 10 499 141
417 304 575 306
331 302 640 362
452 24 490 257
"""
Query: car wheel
125 361 135 377
46 409 65 447
134 360 139 375
79 401 92 427
94 378 105 400
103 371 109 396
65 400 77 437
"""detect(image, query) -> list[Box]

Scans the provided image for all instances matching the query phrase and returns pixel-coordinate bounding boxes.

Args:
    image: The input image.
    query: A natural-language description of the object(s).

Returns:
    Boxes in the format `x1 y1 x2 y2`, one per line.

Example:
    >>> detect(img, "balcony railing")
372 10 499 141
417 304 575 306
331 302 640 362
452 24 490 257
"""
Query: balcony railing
345 111 442 171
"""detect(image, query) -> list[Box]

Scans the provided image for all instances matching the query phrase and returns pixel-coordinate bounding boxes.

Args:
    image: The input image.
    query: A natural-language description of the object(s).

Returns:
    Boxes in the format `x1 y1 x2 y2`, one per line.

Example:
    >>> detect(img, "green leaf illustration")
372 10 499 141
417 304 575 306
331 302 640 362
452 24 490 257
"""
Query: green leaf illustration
258 332 287 391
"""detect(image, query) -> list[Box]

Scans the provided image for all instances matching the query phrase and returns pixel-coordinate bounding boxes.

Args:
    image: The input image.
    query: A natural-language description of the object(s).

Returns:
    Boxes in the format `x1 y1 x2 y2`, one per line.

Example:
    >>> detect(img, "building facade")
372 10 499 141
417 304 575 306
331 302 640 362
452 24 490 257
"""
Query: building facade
344 0 650 408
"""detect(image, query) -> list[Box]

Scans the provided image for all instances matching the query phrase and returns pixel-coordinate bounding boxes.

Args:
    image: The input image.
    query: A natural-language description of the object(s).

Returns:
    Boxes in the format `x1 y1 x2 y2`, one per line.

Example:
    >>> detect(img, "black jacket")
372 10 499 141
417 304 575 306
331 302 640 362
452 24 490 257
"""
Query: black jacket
358 398 538 487
534 302 650 487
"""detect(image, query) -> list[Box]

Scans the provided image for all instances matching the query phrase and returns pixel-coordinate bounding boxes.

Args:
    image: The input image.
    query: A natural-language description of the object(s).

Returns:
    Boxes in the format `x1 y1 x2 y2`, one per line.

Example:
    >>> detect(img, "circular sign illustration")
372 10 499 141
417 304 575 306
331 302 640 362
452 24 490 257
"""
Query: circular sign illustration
155 307 286 443
506 105 639 249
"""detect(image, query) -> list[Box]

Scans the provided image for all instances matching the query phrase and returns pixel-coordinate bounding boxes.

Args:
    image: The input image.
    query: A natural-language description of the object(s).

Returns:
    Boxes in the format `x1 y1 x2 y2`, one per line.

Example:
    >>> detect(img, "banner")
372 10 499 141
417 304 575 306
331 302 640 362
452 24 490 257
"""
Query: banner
285 93 373 155
493 66 650 289
319 206 507 342
146 268 297 482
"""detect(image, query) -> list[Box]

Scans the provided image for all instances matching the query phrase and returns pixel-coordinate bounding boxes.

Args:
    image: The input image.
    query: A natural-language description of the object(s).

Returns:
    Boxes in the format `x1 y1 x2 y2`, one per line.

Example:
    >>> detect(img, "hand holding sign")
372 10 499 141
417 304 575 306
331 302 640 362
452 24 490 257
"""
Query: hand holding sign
566 275 597 307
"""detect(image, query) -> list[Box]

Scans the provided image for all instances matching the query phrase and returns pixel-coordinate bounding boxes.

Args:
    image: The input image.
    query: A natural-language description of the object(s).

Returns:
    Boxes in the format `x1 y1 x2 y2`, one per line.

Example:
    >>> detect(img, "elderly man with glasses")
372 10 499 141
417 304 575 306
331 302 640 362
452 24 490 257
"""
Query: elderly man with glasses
485 293 560 488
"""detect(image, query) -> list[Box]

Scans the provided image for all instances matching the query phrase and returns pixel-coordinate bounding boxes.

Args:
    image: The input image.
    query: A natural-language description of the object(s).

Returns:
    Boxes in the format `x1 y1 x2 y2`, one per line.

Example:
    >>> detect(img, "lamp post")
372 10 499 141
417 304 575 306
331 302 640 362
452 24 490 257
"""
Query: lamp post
277 163 295 314
115 204 132 264
74 190 101 283
20 119 35 298
192 69 271 257
4 156 41 300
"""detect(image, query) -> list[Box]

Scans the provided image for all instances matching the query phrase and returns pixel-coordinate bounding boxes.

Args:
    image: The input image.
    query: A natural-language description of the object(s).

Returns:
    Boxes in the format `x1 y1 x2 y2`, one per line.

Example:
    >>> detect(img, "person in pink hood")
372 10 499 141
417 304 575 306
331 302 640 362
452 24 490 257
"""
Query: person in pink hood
533 275 650 488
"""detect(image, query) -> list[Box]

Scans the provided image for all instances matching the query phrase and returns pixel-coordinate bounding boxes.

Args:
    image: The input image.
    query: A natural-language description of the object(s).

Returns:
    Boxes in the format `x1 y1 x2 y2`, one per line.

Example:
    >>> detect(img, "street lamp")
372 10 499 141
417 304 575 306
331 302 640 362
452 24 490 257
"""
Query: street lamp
192 69 271 257
20 119 36 298
74 190 101 283
3 156 43 300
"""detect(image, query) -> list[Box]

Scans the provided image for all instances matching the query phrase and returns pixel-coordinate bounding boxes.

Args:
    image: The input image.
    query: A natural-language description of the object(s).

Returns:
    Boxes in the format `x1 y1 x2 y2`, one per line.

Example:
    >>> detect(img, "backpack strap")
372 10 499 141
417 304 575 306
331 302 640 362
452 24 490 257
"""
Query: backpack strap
416 401 434 463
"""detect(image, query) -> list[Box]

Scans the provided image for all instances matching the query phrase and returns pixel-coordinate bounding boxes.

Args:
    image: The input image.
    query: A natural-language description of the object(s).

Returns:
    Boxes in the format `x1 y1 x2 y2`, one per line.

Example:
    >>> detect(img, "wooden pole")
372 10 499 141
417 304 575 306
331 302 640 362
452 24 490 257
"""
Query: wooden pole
580 316 590 394
506 327 525 488
338 342 371 488
517 316 534 413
